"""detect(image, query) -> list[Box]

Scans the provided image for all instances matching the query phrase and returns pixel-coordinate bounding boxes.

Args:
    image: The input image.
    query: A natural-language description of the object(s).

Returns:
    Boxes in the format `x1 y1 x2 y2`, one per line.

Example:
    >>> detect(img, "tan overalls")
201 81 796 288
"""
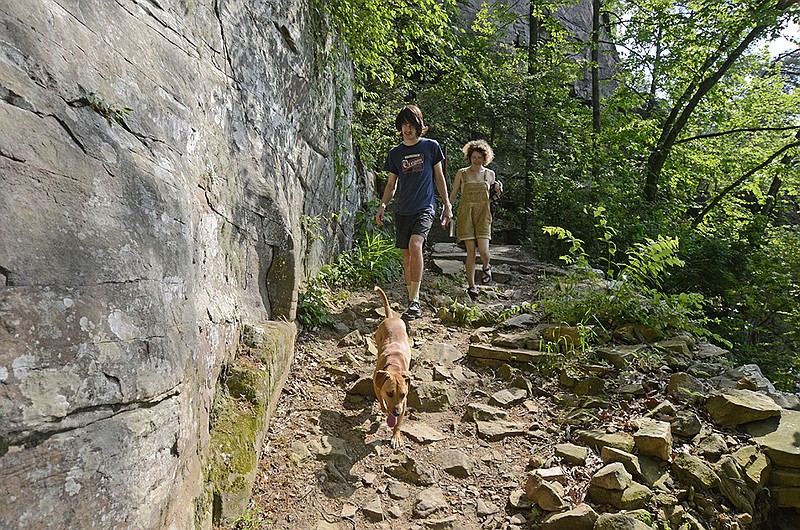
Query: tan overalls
456 170 492 243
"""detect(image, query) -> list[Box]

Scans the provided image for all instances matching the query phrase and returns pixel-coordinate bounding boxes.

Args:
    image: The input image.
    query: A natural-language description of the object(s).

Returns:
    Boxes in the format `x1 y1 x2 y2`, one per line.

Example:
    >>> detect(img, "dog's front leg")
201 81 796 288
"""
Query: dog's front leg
390 413 404 449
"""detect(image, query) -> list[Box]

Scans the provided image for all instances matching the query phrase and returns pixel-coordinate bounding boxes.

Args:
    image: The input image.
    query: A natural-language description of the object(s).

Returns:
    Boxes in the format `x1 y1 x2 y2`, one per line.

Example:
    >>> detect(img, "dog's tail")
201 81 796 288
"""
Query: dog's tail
374 286 393 318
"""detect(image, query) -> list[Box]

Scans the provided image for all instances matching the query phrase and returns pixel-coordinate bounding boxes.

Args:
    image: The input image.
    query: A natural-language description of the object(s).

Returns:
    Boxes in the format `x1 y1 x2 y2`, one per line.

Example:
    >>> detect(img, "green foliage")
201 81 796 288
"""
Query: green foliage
296 275 337 329
321 0 460 169
540 211 706 335
297 232 402 329
628 347 669 375
620 236 685 289
440 299 537 328
232 507 271 530
442 299 484 327
496 302 537 322
323 231 403 288
322 0 799 390
711 225 800 390
355 198 396 241
541 323 598 357
542 225 590 269
661 220 800 391
84 91 131 125
323 0 455 89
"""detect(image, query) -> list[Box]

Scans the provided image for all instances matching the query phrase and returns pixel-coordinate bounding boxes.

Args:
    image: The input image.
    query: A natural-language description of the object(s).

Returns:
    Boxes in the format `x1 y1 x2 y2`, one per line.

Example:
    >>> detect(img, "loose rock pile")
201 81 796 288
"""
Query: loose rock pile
248 245 800 530
432 324 799 529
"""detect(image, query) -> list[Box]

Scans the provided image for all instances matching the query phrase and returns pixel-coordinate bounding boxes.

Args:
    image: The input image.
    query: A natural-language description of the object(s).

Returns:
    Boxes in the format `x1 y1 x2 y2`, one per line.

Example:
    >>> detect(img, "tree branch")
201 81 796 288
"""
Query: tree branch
691 139 800 228
675 125 800 144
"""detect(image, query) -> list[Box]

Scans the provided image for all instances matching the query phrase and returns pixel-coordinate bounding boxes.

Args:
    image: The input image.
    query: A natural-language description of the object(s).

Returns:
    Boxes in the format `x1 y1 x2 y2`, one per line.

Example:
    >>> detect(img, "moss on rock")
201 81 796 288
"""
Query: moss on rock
203 320 296 526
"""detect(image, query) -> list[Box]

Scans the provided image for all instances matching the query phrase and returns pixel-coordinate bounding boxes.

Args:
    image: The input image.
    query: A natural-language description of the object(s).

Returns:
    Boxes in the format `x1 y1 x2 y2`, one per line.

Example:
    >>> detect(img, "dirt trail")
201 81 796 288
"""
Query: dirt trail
245 245 570 530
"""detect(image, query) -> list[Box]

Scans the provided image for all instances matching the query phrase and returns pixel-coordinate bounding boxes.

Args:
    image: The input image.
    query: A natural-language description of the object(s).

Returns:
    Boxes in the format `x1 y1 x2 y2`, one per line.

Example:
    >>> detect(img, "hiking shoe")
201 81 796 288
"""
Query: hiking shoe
466 287 478 300
403 300 422 320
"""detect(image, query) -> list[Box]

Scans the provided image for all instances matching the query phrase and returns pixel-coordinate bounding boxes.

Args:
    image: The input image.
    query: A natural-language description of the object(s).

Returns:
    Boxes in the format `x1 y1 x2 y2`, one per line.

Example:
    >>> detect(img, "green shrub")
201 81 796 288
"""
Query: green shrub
296 231 402 329
540 212 708 336
296 275 336 329
323 231 403 289
439 299 536 328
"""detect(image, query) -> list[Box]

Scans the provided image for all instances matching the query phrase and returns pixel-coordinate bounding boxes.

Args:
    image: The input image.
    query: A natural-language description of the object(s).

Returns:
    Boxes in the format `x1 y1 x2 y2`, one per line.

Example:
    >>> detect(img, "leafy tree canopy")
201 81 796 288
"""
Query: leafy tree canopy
321 0 800 389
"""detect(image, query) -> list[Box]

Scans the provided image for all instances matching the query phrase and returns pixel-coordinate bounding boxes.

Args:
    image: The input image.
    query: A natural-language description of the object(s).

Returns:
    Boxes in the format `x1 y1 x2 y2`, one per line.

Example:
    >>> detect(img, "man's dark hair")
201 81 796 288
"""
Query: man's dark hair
395 105 428 136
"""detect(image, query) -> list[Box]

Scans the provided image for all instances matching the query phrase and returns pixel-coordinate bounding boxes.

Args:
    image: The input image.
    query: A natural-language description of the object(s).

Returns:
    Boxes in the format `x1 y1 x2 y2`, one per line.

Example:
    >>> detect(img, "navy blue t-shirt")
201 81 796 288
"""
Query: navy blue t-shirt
383 137 445 215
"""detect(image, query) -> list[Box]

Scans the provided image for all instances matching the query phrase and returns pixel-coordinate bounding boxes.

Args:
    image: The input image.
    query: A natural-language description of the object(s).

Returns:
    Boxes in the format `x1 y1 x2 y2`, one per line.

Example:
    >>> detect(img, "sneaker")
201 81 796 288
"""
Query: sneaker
403 300 422 320
466 287 478 300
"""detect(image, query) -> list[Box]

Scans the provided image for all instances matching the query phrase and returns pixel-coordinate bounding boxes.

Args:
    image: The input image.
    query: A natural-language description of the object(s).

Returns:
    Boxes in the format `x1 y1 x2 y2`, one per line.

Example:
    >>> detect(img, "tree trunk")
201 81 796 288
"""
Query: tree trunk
590 0 601 184
761 174 782 217
591 0 601 134
643 2 798 202
524 2 541 233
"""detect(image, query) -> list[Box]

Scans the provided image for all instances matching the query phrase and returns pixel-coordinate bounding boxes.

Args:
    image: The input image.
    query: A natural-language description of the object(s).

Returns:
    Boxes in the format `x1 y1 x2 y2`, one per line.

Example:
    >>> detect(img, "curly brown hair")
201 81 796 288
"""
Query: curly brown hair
462 139 494 165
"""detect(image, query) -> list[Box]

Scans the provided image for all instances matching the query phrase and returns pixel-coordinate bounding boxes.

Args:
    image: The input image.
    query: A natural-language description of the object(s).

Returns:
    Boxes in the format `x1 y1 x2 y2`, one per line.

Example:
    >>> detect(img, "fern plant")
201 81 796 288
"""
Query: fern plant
541 209 707 336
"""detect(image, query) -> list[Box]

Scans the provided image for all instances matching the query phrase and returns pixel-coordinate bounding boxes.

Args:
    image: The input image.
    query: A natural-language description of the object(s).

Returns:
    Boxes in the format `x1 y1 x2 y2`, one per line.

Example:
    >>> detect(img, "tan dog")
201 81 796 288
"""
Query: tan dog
373 286 412 449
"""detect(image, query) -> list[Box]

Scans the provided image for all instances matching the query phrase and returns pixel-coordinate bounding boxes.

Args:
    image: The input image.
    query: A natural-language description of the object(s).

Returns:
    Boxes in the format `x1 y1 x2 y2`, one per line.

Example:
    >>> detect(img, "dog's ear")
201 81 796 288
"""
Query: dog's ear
375 370 389 387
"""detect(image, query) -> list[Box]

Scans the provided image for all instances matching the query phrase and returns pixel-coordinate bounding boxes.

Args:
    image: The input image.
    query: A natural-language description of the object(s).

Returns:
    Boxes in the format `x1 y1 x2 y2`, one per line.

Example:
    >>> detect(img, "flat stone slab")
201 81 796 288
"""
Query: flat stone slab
431 243 543 268
416 342 464 366
706 389 782 425
432 259 466 275
574 430 636 453
747 410 800 469
475 420 526 441
467 344 554 364
401 422 447 444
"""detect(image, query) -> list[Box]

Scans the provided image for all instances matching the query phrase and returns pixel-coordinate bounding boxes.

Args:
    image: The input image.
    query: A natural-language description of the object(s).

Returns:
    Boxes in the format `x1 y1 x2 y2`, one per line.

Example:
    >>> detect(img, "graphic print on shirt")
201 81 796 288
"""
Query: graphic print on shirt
401 153 425 175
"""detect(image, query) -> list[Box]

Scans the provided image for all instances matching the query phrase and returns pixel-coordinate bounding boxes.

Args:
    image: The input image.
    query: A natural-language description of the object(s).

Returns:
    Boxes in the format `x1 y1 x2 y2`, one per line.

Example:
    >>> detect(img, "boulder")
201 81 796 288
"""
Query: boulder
555 442 590 466
408 381 458 412
671 410 702 438
600 446 643 478
706 389 782 426
573 429 635 453
475 419 526 441
587 481 653 510
591 462 633 490
438 449 474 478
412 487 449 518
525 472 569 512
0 0 359 527
634 418 673 461
489 387 528 407
667 372 706 404
746 410 800 469
716 455 756 513
594 513 655 530
731 445 771 488
540 503 598 530
672 453 721 490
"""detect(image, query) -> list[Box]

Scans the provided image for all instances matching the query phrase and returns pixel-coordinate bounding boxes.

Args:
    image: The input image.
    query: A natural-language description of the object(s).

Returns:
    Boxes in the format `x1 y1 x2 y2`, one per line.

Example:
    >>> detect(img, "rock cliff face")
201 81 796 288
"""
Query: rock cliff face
0 0 362 528
458 0 618 100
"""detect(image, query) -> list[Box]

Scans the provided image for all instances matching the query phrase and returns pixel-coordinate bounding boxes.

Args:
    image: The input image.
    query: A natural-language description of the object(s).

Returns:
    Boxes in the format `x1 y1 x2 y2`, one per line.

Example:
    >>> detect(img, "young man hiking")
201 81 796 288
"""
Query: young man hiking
376 105 452 320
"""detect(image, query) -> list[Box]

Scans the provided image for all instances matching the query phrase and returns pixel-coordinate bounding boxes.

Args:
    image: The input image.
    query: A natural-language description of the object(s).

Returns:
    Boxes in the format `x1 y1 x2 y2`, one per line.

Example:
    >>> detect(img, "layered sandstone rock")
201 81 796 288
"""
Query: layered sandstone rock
0 0 362 527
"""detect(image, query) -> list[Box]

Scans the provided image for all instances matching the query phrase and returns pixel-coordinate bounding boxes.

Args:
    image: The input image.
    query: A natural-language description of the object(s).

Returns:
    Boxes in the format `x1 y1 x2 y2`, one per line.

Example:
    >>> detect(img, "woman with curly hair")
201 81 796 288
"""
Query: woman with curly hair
448 139 502 298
